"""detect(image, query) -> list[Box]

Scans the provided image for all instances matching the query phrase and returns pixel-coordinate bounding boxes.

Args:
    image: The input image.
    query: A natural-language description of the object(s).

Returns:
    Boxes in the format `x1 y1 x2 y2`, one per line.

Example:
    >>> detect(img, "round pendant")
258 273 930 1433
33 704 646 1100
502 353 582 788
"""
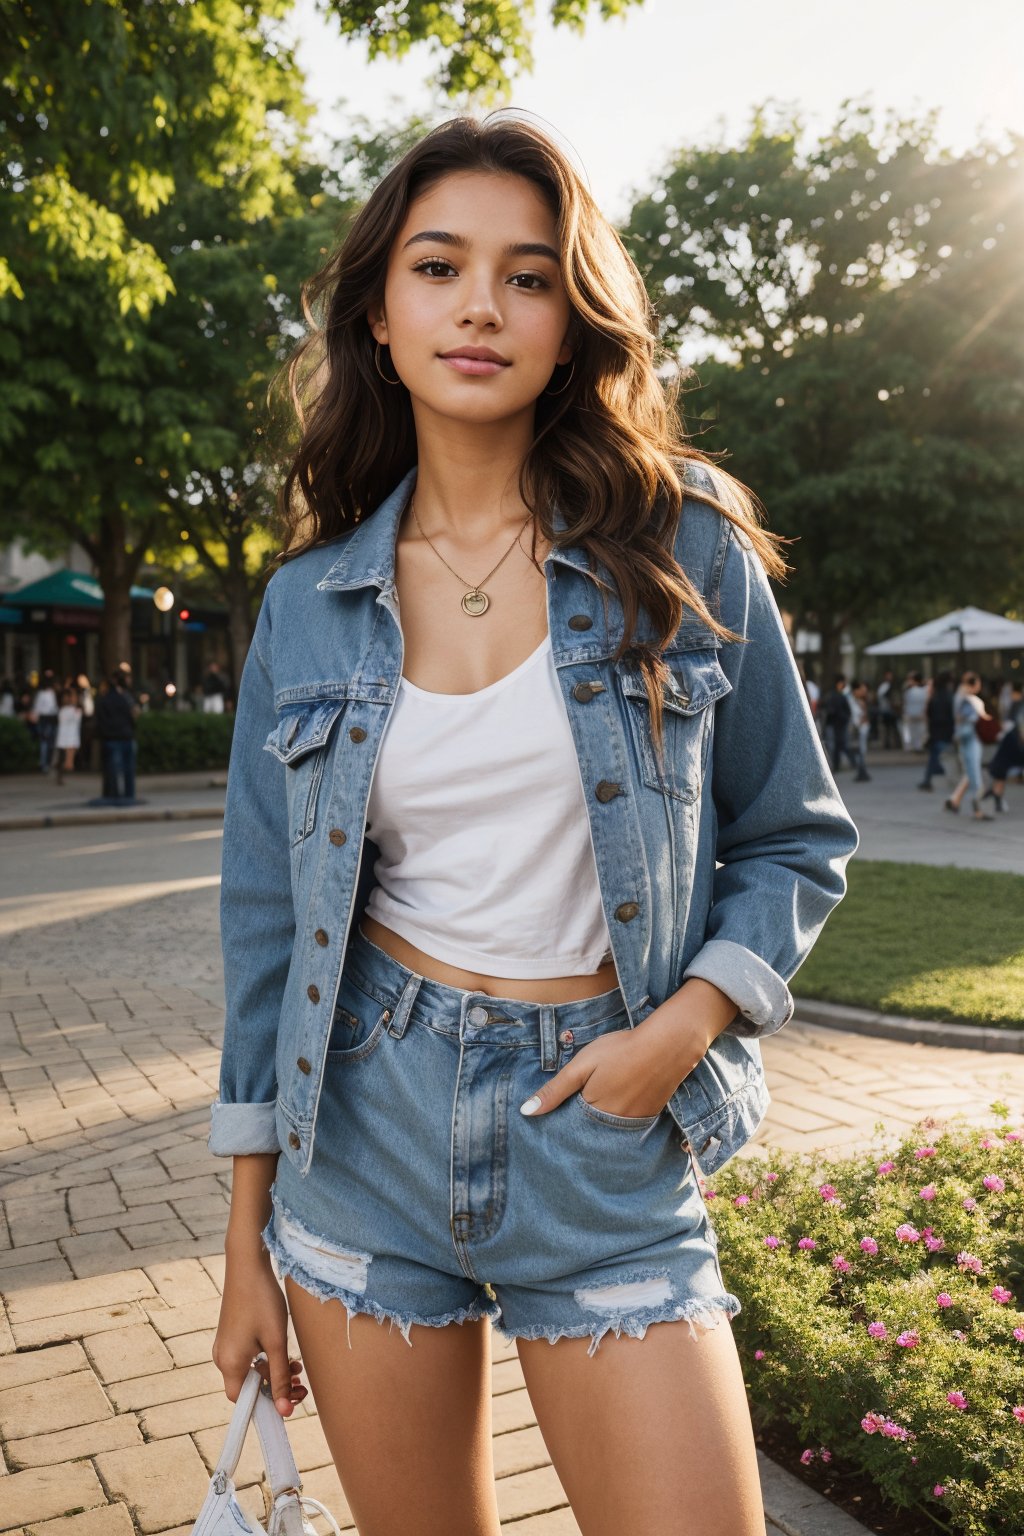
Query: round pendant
462 589 489 617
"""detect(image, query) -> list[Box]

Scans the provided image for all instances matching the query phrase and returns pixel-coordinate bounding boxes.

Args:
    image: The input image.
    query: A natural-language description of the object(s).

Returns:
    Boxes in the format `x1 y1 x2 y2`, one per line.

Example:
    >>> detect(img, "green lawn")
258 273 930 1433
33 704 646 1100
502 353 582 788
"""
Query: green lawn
792 860 1024 1028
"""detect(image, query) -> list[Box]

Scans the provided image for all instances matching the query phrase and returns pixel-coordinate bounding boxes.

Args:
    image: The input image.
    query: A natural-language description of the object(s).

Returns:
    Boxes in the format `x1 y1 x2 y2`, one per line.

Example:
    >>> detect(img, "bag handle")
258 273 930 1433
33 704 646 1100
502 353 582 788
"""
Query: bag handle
213 1353 303 1501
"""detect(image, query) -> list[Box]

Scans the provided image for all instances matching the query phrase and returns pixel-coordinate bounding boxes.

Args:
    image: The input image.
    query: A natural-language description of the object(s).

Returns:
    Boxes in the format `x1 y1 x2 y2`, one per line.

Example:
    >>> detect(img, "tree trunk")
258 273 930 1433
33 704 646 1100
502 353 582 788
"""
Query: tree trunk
95 511 136 678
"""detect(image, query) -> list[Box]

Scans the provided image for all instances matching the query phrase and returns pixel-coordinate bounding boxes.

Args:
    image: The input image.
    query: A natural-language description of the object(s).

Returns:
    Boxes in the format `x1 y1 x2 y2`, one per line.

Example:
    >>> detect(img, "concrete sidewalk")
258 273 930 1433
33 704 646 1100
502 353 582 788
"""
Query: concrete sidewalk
4 971 1024 1532
0 773 226 831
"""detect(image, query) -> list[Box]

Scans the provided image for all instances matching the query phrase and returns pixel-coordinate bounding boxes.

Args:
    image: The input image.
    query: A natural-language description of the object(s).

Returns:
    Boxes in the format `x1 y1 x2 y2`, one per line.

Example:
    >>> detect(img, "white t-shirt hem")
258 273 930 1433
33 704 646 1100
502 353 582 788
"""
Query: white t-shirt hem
363 895 614 979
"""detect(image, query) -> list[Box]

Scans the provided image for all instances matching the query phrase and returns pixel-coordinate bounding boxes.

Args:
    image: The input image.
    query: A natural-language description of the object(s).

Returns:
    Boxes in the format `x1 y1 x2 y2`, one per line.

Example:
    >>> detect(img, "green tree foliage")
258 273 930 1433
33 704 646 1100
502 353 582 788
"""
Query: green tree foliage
623 102 1024 673
318 0 645 101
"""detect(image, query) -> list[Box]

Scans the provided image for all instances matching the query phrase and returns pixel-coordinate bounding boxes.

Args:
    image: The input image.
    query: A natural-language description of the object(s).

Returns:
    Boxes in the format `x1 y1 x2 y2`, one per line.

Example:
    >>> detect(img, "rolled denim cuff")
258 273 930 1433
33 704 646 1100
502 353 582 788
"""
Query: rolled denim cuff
208 1097 281 1157
682 939 795 1039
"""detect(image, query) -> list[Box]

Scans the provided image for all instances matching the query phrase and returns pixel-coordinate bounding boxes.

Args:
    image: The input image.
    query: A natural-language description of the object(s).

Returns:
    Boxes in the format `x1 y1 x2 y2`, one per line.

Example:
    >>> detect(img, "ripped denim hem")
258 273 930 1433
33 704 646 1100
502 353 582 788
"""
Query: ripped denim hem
261 1201 502 1349
492 1290 742 1359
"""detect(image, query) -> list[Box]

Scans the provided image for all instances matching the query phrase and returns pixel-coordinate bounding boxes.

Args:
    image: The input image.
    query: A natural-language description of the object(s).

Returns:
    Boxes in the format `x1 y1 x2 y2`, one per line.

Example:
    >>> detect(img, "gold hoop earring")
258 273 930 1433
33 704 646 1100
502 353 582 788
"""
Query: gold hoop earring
543 358 575 397
374 342 402 386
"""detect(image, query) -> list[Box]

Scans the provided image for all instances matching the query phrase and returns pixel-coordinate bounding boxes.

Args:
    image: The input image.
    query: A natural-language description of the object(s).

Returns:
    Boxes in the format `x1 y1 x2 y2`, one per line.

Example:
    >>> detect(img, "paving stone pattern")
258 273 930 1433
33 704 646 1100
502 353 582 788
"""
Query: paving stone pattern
3 969 1024 1532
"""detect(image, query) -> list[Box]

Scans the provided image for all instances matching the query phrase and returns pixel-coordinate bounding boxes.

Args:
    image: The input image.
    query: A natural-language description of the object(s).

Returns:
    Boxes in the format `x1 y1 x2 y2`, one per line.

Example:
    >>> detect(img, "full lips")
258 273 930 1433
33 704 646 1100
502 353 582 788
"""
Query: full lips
439 355 510 375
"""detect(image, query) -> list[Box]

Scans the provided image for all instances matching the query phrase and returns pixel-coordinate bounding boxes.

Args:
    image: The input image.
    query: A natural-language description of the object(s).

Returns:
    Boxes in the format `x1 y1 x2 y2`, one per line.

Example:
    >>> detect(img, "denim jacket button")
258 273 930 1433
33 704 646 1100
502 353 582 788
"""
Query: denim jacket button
568 614 592 630
573 682 595 702
595 780 622 802
297 1057 311 1074
349 726 367 742
614 901 640 922
307 984 321 1004
288 1132 301 1149
328 829 347 846
314 929 329 947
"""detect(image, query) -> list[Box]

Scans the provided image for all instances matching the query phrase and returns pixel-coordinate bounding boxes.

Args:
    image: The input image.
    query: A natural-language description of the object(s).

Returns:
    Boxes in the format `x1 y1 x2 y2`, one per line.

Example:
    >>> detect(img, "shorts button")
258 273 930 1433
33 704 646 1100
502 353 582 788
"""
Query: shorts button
349 726 367 742
468 1005 489 1026
288 1132 301 1149
297 1057 311 1074
307 984 321 1004
558 1029 574 1046
314 928 329 947
328 829 347 846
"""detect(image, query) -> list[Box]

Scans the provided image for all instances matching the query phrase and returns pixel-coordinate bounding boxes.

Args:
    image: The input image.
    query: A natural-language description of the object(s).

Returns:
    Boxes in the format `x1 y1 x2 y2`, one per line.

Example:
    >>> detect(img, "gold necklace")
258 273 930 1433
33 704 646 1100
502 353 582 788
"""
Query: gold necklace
409 494 534 617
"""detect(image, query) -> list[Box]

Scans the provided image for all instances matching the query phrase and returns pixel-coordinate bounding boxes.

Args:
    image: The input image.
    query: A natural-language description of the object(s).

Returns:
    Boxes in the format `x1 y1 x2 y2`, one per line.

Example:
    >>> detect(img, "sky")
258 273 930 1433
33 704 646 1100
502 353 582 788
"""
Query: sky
285 0 1023 223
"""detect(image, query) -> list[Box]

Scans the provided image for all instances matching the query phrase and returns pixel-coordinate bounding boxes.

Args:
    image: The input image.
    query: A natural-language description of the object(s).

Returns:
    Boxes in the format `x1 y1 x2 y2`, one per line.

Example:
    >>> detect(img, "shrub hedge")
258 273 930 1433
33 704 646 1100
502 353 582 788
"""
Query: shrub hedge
0 715 37 772
135 711 235 772
710 1106 1023 1535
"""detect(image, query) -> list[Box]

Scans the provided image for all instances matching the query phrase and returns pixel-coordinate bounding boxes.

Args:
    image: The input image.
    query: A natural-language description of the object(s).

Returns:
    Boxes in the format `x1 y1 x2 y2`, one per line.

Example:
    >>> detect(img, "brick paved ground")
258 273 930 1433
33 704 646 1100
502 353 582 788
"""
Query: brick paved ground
2 968 1023 1532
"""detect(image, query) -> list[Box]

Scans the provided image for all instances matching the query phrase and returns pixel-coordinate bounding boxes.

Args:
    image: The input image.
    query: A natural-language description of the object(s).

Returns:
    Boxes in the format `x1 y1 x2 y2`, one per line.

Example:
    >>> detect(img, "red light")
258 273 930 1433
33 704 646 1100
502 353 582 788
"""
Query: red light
179 608 190 621
67 635 78 645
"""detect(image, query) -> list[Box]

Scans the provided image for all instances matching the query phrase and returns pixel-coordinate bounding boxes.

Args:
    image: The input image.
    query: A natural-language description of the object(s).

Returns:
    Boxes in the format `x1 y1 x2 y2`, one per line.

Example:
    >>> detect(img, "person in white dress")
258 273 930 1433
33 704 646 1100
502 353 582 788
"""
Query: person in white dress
54 687 83 784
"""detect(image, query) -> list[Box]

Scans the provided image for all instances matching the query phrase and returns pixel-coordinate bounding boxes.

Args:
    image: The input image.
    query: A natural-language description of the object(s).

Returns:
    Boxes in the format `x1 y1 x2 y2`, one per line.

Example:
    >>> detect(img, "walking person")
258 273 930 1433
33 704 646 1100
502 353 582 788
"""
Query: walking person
822 674 856 772
207 115 859 1536
901 671 928 752
54 686 82 784
30 668 60 773
918 670 955 791
95 671 138 802
980 682 1024 813
876 669 901 749
945 670 994 820
849 679 872 781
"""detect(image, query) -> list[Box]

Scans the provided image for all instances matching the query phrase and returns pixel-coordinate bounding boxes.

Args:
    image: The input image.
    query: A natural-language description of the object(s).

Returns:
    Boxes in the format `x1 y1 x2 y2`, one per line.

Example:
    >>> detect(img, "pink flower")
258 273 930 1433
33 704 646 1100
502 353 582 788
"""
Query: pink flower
895 1223 921 1243
991 1286 1014 1305
832 1254 851 1273
734 1194 750 1207
896 1329 920 1348
765 1171 779 1182
952 1329 967 1340
924 1233 945 1252
763 1235 781 1249
919 1185 937 1201
754 1349 765 1360
867 1321 888 1340
1005 1130 1021 1142
934 1485 946 1497
983 1174 1005 1193
819 1183 839 1202
963 1197 977 1212
1013 1327 1024 1342
876 1160 895 1176
946 1391 969 1410
979 1137 997 1150
861 1412 886 1434
859 1237 879 1255
800 1449 815 1464
1012 1407 1024 1424
820 1449 832 1463
915 1146 937 1159
704 1189 717 1201
798 1237 817 1251
957 1252 983 1275
881 1419 913 1441
936 1292 953 1308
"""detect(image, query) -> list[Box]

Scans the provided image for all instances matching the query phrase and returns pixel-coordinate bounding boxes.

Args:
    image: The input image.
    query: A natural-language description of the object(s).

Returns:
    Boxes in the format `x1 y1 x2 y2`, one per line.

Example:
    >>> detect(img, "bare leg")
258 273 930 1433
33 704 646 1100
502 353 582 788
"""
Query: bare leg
284 1276 502 1536
517 1318 765 1536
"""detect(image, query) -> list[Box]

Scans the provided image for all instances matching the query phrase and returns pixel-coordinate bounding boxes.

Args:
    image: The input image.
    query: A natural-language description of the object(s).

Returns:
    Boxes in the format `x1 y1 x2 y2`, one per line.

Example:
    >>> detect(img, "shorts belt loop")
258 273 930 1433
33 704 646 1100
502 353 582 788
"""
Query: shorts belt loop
387 970 422 1039
539 1003 558 1073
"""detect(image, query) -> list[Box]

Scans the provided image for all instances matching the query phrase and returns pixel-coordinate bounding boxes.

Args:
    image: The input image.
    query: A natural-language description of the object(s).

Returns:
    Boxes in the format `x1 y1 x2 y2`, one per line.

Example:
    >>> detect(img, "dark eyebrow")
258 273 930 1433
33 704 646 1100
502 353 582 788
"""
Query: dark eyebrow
402 230 561 264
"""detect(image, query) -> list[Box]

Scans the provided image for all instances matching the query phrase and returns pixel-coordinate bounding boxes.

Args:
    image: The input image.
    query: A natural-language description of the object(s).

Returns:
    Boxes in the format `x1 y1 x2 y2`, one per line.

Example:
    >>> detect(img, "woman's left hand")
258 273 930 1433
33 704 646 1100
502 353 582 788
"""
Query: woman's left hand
518 999 718 1121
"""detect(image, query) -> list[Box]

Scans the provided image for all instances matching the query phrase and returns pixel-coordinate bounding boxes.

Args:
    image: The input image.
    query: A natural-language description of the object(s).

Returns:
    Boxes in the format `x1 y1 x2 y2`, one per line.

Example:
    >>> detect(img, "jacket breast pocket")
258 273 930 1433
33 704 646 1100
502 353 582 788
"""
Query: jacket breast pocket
264 700 347 846
619 650 732 804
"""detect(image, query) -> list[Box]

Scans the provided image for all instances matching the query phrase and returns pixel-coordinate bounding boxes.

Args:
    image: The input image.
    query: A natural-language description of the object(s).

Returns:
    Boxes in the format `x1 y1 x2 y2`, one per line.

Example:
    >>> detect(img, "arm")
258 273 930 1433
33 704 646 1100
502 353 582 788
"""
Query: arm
679 521 860 1039
208 585 295 1156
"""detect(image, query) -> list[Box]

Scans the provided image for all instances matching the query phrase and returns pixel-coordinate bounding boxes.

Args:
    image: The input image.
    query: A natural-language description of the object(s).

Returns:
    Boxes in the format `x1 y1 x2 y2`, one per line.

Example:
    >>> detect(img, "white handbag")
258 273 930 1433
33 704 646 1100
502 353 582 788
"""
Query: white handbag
190 1353 342 1535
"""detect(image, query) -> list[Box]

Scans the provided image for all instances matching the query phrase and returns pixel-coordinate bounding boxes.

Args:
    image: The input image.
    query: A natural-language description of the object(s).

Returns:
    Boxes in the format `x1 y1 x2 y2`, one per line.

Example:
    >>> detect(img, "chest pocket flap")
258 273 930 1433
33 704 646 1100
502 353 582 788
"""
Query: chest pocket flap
264 700 347 766
619 649 732 802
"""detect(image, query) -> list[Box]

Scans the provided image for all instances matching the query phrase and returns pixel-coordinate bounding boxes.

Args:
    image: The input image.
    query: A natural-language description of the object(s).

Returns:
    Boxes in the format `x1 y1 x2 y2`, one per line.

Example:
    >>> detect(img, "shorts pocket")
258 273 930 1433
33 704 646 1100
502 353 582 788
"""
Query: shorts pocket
326 969 392 1062
573 1090 663 1131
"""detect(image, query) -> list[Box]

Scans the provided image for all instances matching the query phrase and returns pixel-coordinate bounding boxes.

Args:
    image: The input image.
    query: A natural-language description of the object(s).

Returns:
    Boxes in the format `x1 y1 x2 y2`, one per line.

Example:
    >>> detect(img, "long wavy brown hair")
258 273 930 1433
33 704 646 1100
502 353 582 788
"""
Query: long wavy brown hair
271 112 790 755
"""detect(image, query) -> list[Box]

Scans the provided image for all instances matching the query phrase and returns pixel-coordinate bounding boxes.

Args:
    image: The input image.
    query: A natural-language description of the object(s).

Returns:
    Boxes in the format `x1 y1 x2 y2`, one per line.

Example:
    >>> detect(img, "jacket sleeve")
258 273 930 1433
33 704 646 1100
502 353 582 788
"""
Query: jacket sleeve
208 584 292 1156
681 519 860 1038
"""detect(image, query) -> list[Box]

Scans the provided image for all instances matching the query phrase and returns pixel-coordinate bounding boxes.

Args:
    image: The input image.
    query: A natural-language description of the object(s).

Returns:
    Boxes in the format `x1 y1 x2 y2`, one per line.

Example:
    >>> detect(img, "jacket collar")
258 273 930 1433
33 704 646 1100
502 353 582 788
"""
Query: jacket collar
316 463 591 592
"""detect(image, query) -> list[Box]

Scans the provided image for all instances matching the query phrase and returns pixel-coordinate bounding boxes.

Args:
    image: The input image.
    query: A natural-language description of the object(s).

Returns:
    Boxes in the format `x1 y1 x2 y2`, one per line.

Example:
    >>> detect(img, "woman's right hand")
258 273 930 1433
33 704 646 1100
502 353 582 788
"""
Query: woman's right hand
212 1245 308 1417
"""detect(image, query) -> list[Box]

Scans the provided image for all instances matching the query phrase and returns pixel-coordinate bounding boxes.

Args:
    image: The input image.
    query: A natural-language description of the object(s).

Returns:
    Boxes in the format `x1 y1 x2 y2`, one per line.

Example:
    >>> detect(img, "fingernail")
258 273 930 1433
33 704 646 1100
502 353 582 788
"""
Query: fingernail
520 1096 542 1116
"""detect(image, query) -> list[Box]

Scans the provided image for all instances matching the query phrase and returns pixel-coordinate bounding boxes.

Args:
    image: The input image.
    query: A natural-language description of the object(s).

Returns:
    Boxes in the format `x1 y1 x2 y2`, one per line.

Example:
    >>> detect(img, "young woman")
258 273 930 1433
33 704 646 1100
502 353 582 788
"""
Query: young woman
209 114 859 1536
54 685 82 784
945 670 995 820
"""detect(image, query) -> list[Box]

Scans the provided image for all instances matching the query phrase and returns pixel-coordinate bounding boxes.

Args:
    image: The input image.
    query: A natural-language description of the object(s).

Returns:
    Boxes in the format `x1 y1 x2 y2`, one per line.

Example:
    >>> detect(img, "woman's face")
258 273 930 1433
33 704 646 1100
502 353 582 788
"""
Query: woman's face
368 170 575 426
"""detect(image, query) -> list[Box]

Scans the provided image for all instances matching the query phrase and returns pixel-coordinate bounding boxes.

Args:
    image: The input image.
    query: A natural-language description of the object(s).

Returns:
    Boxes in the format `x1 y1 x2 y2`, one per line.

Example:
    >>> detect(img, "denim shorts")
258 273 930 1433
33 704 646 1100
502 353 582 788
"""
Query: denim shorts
262 924 741 1357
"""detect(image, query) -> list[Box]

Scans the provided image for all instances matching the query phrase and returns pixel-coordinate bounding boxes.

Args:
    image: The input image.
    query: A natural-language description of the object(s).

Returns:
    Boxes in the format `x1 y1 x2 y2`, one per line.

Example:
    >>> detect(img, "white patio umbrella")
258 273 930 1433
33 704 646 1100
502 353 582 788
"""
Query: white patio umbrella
864 606 1024 656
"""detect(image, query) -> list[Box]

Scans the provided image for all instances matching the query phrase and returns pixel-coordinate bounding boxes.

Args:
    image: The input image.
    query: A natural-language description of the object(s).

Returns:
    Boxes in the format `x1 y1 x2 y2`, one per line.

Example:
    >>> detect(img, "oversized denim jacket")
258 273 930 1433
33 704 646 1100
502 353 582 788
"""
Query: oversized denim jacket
209 460 859 1179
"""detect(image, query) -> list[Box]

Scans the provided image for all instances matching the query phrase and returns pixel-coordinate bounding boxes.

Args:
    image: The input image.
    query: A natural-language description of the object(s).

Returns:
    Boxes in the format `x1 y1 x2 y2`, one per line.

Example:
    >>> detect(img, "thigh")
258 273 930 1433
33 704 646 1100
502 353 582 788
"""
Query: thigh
517 1318 764 1536
285 1278 502 1536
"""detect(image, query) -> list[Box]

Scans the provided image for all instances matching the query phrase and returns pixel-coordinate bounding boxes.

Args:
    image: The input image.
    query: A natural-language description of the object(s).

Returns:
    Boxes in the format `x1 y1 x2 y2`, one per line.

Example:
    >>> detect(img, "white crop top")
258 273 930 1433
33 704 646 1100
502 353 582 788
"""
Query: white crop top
363 633 615 978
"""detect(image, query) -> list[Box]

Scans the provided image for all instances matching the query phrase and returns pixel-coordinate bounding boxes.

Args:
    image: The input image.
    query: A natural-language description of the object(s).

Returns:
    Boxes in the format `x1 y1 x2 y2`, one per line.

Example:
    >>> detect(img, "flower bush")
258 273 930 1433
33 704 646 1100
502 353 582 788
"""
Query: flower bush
708 1103 1023 1535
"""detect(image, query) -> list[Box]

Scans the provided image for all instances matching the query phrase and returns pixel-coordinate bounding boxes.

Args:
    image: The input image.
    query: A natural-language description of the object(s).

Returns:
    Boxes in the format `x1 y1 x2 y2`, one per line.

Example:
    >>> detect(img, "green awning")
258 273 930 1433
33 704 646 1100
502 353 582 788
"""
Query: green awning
2 569 156 608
